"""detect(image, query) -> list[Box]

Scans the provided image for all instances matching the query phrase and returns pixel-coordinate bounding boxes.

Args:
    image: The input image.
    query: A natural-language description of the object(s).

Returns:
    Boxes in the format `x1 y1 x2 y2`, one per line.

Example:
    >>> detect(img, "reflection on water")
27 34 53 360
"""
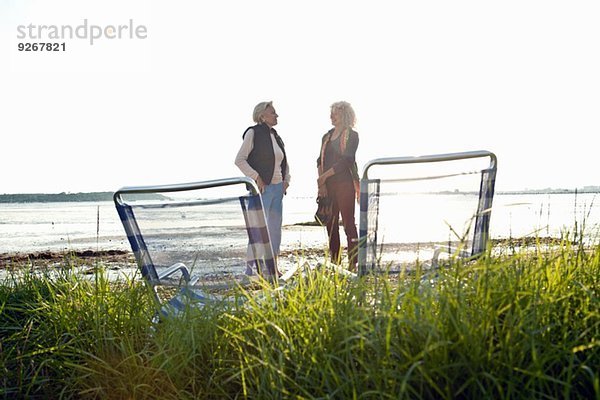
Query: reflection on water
1 193 598 274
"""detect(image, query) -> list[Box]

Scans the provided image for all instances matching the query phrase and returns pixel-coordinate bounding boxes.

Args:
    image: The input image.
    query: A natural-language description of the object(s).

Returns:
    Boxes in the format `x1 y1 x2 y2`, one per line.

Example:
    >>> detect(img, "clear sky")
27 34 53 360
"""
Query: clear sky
1 0 599 196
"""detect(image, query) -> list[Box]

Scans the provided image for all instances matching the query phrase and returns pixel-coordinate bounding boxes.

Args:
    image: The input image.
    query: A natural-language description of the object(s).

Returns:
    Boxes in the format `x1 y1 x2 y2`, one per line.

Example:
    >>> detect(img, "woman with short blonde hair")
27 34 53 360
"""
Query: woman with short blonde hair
235 101 290 274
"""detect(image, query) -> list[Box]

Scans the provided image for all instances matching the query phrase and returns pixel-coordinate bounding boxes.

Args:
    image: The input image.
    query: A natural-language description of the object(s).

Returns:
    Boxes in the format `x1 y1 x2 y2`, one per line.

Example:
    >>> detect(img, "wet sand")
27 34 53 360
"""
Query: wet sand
0 249 135 268
0 236 562 279
0 246 330 283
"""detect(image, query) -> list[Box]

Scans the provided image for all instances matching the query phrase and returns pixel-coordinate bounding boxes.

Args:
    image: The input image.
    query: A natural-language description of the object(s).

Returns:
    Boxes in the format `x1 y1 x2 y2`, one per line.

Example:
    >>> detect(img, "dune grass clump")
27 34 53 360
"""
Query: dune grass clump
0 240 598 399
0 266 153 399
218 243 599 399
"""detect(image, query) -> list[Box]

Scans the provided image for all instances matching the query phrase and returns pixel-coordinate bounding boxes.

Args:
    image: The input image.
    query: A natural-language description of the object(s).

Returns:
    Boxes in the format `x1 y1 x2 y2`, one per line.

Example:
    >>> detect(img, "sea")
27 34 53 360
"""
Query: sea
1 192 599 276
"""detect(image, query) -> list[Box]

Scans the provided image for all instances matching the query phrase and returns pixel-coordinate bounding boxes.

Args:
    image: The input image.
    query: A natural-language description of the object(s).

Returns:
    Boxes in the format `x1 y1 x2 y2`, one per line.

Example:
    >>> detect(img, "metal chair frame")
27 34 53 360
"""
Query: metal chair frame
358 150 497 275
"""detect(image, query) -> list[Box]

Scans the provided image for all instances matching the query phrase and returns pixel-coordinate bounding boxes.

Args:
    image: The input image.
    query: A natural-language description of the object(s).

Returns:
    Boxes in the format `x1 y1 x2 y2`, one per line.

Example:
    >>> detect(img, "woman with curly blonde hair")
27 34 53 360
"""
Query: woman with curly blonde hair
317 101 360 270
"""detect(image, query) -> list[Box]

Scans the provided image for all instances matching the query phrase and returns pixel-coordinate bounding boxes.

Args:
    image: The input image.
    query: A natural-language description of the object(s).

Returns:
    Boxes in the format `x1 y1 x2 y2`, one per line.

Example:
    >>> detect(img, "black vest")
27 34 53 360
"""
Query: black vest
243 123 287 185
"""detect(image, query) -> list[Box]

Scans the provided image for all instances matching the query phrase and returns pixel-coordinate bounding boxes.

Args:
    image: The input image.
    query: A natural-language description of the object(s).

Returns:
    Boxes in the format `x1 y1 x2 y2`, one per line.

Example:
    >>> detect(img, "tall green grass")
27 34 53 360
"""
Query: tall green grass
1 240 598 399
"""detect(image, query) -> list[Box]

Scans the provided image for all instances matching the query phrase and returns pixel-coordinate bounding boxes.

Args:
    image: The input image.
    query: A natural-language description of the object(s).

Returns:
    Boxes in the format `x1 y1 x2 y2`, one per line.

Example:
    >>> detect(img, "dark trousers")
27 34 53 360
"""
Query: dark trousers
326 179 358 268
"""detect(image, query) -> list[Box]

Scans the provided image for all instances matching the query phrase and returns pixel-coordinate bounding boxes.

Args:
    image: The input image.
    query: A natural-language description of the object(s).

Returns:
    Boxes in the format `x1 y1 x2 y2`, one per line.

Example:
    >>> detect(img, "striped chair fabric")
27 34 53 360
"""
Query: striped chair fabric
115 193 276 318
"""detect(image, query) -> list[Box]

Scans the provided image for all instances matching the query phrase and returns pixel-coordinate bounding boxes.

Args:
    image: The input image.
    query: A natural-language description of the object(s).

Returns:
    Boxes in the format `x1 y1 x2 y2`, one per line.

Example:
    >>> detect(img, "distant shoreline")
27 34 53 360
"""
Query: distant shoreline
0 192 168 203
2 188 600 204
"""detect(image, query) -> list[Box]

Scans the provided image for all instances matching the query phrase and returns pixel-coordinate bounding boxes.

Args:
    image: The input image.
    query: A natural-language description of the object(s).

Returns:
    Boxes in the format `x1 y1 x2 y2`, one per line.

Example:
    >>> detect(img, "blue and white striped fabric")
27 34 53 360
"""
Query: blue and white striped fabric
358 179 381 275
357 166 496 274
239 194 278 279
115 193 277 318
115 202 159 283
472 167 497 255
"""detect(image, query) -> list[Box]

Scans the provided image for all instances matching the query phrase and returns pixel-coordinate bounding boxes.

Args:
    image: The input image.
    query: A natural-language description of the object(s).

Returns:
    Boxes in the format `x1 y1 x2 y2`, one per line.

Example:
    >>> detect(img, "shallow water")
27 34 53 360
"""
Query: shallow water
1 193 598 278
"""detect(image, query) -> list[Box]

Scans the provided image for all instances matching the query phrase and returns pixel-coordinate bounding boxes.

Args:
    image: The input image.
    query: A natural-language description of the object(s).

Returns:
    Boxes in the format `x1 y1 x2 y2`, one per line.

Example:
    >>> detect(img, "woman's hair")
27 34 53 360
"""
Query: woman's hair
331 101 356 128
253 101 273 124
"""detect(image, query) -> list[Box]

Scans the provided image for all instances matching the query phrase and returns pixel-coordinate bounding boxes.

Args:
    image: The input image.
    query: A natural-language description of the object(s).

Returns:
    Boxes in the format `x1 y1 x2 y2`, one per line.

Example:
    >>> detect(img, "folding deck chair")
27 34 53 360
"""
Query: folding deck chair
358 150 497 275
114 176 285 318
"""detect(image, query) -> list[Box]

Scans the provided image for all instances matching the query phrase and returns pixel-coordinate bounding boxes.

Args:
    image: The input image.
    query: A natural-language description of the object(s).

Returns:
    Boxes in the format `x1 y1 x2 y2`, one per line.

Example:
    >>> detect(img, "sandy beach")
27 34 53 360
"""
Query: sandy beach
0 245 332 282
0 234 566 287
0 236 560 270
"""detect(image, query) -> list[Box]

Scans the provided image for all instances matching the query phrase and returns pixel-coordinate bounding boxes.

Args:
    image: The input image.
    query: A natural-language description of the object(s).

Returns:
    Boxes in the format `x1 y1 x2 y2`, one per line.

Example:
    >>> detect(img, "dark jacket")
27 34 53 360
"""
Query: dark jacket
243 123 288 185
317 128 359 184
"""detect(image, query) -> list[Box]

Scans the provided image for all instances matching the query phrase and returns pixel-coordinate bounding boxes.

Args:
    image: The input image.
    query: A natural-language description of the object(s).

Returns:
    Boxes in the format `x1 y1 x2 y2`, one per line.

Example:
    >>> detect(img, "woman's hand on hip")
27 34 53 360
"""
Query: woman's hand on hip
256 176 266 193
